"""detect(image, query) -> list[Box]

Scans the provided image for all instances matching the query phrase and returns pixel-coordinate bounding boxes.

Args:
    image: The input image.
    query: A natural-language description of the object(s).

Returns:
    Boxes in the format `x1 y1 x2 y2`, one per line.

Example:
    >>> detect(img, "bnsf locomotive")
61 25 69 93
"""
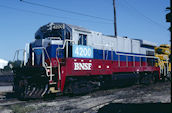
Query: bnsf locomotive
13 23 160 98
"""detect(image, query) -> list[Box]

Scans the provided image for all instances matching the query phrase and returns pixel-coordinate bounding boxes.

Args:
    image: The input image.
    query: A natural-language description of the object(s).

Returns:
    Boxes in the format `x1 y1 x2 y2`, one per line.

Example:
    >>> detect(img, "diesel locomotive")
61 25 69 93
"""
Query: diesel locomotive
13 23 160 98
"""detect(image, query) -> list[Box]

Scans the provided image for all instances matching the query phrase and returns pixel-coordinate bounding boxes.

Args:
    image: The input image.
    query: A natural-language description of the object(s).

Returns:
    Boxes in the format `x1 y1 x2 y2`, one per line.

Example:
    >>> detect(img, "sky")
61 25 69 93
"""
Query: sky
0 0 170 61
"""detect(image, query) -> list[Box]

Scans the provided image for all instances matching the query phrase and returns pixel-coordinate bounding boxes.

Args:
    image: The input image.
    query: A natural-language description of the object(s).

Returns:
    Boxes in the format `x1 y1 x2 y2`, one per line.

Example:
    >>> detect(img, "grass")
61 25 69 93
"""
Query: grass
0 106 3 110
10 104 36 113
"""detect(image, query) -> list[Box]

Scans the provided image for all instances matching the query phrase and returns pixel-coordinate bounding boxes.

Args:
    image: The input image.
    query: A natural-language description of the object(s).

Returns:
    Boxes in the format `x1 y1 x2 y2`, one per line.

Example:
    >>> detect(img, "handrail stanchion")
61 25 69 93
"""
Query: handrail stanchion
118 55 120 67
32 51 34 66
126 56 128 67
133 56 135 67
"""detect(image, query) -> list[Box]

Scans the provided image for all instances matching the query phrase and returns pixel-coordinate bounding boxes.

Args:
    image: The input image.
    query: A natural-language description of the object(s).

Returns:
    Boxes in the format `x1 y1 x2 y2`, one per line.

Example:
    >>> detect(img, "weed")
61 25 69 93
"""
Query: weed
10 104 36 113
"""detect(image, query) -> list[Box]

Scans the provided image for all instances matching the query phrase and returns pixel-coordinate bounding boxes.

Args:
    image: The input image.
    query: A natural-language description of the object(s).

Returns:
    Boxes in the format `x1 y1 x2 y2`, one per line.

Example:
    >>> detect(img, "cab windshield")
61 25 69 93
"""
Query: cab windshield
35 23 71 40
35 29 63 40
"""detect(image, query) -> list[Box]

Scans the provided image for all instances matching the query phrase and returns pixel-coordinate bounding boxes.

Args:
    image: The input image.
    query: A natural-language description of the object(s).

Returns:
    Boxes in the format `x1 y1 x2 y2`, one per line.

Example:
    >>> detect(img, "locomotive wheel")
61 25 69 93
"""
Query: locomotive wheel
16 79 28 99
139 73 154 85
153 71 159 83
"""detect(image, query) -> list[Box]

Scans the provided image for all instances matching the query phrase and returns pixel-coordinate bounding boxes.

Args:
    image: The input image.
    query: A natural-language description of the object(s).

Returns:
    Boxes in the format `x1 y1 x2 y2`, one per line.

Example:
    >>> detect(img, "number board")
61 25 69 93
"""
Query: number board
72 45 93 58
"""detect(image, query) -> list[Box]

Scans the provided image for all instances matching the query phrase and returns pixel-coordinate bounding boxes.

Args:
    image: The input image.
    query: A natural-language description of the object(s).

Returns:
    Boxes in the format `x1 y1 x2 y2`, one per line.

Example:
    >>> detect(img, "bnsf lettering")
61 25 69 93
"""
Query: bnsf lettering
74 63 92 70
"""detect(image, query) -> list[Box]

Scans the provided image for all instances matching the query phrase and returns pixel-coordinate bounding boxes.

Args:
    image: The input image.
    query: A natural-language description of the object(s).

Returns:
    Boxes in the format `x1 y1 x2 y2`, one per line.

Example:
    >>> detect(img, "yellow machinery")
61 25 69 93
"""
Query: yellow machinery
155 44 171 81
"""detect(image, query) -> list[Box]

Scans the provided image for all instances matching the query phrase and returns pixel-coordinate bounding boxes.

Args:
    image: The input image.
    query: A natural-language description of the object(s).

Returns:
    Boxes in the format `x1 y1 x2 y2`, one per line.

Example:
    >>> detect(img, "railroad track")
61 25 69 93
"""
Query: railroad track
0 82 170 113
0 92 70 107
0 99 24 106
0 92 24 106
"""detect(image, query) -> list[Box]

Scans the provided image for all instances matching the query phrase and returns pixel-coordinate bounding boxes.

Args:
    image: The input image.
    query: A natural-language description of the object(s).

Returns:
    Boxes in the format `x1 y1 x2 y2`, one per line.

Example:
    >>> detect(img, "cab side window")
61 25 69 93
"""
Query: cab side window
78 34 87 45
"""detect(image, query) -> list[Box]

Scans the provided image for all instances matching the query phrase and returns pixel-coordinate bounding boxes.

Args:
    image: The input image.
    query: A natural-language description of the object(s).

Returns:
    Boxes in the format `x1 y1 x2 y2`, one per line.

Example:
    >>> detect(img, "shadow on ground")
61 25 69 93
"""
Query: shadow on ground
97 103 171 113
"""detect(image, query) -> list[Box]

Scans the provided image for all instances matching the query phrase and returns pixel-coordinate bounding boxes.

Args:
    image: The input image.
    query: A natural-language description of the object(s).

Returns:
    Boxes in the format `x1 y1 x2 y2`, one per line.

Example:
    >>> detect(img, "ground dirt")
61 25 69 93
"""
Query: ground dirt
0 81 171 113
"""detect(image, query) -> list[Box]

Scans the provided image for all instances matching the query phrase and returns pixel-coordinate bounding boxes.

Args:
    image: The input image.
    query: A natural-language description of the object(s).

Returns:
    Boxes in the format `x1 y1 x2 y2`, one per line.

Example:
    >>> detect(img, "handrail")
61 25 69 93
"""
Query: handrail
32 47 52 67
113 47 162 68
32 47 53 80
13 49 27 67
56 40 74 54
93 43 161 67
55 39 74 80
93 43 159 58
55 39 74 61
13 49 25 61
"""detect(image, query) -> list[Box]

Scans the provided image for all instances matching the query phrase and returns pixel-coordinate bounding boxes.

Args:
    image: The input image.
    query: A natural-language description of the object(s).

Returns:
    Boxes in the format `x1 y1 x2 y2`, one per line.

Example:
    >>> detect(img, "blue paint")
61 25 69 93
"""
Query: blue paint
33 44 150 63
93 49 148 62
34 49 42 65
93 49 103 59
46 45 64 58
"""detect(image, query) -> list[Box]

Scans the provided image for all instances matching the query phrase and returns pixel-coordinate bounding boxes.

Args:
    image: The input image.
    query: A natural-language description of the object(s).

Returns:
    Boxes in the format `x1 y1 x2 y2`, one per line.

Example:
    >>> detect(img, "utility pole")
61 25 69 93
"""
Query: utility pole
113 0 117 37
166 0 172 58
166 0 172 78
170 0 172 74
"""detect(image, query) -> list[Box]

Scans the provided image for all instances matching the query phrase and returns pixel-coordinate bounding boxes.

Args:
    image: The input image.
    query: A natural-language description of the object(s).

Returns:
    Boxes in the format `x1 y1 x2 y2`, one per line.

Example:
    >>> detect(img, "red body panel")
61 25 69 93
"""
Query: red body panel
53 58 160 91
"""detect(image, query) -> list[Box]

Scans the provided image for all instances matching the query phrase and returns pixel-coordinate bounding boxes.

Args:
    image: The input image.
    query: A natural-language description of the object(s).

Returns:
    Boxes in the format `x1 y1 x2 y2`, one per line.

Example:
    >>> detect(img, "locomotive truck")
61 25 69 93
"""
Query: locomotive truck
13 23 160 98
